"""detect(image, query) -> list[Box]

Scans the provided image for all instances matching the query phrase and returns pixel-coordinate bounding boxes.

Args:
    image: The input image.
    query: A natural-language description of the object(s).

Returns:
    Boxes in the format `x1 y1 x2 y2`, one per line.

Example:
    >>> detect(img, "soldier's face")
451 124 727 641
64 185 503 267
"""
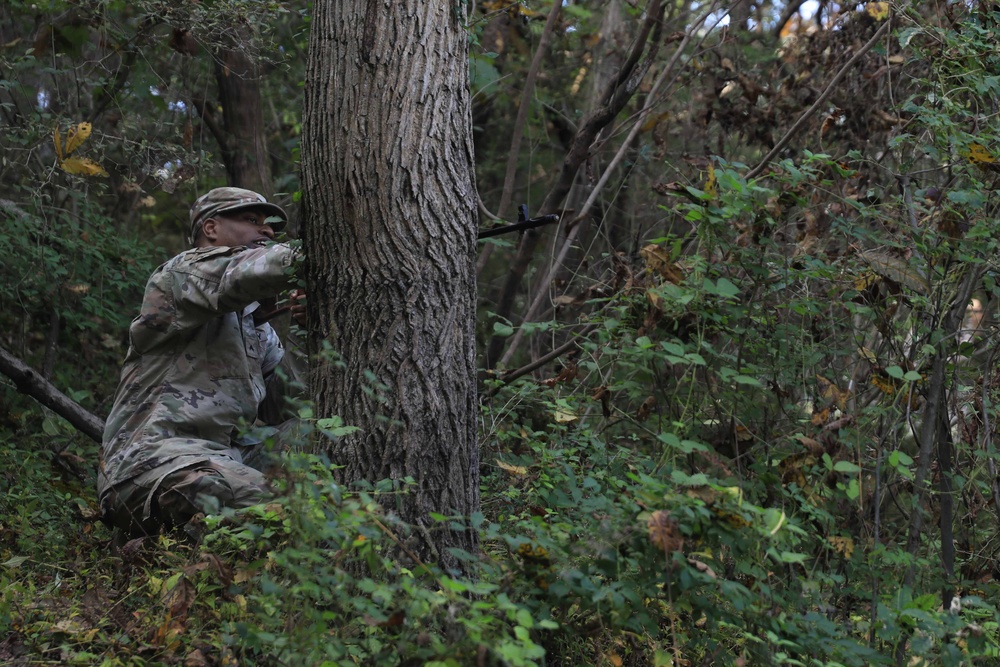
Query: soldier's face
203 207 277 248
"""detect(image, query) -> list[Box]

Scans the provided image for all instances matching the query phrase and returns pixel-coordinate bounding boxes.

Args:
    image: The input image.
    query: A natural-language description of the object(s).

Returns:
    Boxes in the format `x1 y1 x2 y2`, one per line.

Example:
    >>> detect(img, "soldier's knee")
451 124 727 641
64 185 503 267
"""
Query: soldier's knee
158 463 267 523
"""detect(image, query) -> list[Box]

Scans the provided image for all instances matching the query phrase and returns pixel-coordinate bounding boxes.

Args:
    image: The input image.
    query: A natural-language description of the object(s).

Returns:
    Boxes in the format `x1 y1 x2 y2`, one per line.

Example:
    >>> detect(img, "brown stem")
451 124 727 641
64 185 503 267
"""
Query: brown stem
902 267 982 593
486 323 597 395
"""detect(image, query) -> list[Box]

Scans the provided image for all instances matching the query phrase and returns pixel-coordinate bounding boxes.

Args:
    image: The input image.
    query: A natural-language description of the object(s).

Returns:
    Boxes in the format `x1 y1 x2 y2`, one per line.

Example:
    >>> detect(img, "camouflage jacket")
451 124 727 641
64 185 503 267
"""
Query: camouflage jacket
98 243 300 494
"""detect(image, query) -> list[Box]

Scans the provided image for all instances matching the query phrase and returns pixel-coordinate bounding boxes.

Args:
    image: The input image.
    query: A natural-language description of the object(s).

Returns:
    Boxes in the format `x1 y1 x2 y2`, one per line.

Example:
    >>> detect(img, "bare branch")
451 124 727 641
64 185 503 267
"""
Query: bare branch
0 344 105 443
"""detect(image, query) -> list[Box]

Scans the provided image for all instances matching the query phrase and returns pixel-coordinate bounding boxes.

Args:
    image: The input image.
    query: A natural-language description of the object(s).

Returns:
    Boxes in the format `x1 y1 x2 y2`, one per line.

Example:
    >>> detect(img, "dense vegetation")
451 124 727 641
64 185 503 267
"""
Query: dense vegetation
3 1 1000 665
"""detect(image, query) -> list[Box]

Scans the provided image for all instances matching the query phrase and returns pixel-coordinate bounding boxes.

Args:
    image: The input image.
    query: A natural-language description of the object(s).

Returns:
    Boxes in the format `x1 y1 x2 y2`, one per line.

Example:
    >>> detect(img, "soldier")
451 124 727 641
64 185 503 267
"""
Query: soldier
98 187 306 538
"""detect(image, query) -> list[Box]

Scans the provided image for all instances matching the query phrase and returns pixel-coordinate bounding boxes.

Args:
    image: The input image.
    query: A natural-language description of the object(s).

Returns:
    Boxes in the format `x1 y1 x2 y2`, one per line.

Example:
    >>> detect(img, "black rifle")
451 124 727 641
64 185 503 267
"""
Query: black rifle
477 204 559 239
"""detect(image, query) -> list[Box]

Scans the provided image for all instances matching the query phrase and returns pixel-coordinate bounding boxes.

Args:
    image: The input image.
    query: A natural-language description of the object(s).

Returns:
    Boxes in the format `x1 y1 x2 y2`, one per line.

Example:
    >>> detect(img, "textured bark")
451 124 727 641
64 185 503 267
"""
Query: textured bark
214 31 273 194
302 0 480 567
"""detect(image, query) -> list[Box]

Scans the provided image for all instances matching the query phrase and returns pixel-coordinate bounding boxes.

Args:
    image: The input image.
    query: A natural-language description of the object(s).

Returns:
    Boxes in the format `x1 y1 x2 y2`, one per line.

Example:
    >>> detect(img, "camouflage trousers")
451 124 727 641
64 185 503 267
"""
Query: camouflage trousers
101 421 307 538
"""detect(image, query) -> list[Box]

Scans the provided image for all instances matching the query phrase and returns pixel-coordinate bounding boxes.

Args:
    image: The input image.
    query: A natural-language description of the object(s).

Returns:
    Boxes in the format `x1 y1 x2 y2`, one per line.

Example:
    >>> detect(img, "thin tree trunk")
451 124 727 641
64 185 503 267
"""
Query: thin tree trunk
483 0 665 369
302 0 480 568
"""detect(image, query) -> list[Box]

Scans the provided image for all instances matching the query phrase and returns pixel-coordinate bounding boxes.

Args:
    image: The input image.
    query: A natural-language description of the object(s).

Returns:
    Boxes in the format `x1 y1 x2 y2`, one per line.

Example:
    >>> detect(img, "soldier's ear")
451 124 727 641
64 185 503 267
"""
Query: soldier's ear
201 218 219 242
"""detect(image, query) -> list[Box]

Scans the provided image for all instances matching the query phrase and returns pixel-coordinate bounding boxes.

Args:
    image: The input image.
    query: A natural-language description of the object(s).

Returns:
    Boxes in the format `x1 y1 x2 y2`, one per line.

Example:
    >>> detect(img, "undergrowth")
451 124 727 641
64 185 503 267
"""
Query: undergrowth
3 377 1000 667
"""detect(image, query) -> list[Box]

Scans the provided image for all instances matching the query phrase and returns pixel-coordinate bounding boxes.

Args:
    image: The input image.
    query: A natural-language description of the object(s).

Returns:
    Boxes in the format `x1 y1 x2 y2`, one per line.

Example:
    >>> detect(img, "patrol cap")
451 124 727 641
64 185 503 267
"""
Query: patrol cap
189 187 288 241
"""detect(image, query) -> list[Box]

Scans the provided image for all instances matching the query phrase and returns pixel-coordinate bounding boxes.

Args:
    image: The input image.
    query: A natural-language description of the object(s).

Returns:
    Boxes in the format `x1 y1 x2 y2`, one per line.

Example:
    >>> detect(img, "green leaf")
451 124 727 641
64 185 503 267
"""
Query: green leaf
885 365 904 379
833 460 861 474
492 322 514 337
715 278 740 299
41 417 61 437
779 551 807 564
2 556 28 568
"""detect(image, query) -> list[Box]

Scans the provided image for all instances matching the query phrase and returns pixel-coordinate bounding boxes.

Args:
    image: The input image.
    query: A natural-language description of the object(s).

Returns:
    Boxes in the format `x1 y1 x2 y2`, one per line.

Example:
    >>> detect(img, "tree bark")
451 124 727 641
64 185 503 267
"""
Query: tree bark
214 35 274 195
302 0 480 568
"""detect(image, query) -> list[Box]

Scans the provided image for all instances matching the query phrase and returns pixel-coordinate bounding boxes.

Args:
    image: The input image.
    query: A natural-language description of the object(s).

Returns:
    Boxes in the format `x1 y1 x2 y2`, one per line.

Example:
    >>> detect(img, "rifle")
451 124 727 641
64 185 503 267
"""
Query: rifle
477 204 559 239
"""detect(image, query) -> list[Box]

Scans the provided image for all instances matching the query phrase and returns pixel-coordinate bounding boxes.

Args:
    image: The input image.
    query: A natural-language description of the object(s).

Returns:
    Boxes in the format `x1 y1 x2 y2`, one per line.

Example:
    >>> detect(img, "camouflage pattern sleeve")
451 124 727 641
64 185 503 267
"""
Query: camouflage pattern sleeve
131 244 298 353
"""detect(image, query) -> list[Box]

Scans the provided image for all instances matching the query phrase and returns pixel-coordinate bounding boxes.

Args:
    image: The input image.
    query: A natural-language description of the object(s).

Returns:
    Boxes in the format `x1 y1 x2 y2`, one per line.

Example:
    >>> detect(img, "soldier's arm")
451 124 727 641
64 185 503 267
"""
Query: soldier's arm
171 244 299 327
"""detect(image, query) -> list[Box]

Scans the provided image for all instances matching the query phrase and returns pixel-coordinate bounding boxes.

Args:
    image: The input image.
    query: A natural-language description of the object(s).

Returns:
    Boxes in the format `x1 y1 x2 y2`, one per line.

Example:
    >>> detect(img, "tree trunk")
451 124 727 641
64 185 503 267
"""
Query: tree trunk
214 36 274 194
301 0 480 569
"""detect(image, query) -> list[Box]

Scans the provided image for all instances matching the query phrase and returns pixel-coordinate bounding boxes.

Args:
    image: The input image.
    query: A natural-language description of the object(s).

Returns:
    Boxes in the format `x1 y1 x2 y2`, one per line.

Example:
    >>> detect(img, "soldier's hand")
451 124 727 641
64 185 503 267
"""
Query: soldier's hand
289 289 307 328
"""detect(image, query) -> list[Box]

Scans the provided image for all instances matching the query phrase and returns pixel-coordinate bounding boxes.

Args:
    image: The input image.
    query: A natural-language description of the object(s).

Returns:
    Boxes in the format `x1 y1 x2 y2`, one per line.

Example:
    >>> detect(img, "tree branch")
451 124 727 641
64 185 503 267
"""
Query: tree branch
0 344 105 443
483 0 667 368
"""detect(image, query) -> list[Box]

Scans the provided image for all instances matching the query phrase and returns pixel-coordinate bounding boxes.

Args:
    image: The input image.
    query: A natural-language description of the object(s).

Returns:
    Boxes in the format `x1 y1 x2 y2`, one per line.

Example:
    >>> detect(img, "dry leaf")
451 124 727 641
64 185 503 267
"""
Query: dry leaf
647 510 684 555
162 576 196 618
60 156 108 177
815 375 849 410
647 288 664 310
640 244 683 283
185 649 209 667
828 535 855 559
859 250 928 294
794 435 825 457
553 294 581 307
64 122 93 155
496 459 528 475
686 556 717 578
636 395 656 422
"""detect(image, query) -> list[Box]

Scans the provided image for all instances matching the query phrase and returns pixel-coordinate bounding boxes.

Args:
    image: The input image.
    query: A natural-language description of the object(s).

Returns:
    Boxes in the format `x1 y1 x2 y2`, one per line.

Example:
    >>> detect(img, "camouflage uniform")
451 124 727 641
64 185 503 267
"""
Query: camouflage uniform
99 188 303 536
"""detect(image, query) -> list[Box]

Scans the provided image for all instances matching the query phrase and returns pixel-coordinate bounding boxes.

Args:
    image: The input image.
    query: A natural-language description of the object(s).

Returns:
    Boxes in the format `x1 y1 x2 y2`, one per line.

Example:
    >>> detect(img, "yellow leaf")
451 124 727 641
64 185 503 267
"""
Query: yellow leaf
871 373 896 395
965 142 995 165
496 459 528 475
640 111 669 133
53 125 63 161
704 163 717 200
815 374 849 410
554 408 577 423
640 244 683 283
60 156 108 177
853 271 878 292
828 535 855 559
609 653 623 667
866 2 889 20
63 122 92 156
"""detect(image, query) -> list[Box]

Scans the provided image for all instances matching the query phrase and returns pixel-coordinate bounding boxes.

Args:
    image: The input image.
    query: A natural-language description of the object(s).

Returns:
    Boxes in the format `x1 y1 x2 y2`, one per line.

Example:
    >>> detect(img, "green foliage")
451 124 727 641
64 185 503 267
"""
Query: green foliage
9 3 1000 667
